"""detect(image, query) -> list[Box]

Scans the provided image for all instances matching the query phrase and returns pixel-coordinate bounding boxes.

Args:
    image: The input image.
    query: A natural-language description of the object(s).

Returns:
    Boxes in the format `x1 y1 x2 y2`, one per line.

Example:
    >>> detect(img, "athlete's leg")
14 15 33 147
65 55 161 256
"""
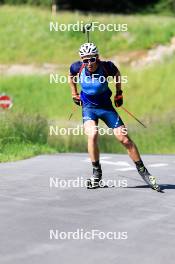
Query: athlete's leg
100 108 140 161
113 125 141 162
113 125 160 190
100 107 141 161
84 120 99 162
101 107 160 190
83 120 102 188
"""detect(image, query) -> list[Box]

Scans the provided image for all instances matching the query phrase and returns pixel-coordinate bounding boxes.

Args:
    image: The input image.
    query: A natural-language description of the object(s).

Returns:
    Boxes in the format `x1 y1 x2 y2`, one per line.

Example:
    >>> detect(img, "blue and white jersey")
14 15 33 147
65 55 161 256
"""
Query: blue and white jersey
70 61 119 108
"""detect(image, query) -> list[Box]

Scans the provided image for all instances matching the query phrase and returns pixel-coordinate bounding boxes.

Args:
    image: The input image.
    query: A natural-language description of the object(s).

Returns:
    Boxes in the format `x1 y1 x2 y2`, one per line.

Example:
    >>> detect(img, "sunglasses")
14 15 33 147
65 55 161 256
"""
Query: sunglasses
82 57 97 64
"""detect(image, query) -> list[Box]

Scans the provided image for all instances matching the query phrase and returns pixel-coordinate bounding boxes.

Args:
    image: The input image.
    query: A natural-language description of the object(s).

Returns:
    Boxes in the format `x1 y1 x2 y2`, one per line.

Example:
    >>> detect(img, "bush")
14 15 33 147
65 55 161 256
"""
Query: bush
154 0 175 13
0 112 48 148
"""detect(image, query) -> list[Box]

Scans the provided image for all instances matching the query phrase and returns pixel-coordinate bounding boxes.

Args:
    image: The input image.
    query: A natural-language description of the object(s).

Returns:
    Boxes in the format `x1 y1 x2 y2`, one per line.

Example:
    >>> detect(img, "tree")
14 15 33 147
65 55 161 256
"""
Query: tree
155 0 175 13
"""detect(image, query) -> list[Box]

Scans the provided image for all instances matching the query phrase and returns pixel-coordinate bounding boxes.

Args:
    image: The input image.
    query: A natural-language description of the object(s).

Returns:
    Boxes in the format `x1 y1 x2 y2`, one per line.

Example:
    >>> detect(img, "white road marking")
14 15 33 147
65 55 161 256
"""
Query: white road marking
99 157 111 160
115 163 169 171
83 158 169 171
101 161 131 166
83 158 131 167
148 163 168 168
0 194 30 201
115 167 136 172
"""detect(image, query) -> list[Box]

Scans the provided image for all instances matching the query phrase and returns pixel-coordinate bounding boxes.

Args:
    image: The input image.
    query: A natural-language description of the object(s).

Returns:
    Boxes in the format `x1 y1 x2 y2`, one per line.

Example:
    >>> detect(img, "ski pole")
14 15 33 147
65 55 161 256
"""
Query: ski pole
69 23 92 121
121 106 147 128
68 104 78 121
83 23 92 43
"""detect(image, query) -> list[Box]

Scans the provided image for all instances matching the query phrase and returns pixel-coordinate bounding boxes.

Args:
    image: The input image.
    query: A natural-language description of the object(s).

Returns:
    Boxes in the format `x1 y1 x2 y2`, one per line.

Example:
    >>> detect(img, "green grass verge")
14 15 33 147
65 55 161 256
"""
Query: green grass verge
0 143 56 162
0 112 55 162
1 5 175 63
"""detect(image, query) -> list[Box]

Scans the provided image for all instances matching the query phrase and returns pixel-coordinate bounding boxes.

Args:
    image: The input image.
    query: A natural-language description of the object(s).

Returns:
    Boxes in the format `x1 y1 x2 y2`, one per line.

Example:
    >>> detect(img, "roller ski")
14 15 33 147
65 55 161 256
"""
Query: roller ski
87 165 102 189
138 166 161 192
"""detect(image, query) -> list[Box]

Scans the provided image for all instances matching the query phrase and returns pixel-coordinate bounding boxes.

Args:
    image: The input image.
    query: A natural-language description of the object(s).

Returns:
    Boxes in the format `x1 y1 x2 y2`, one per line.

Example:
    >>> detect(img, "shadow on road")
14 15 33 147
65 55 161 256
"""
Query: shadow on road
126 184 175 193
87 184 175 192
159 184 175 190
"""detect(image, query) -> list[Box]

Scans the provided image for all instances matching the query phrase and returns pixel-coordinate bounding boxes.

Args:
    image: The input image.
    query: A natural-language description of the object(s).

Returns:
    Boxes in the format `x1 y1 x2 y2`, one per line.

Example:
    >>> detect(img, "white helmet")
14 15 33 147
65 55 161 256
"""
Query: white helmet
79 43 99 57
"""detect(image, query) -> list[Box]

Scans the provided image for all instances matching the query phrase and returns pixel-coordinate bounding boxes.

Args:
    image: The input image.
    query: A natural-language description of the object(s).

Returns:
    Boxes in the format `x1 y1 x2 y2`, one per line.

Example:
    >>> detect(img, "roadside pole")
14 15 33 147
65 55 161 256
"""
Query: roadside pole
52 0 57 16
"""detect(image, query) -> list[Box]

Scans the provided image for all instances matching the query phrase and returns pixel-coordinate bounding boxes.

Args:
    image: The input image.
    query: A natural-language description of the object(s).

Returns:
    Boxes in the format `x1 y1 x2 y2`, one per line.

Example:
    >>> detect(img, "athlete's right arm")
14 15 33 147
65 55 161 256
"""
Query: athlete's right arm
69 74 78 97
69 62 82 106
69 75 82 106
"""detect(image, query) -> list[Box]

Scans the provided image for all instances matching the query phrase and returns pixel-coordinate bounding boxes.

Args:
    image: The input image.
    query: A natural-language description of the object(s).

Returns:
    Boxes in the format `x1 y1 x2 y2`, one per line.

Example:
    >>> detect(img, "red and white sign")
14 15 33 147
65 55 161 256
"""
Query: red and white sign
0 95 13 109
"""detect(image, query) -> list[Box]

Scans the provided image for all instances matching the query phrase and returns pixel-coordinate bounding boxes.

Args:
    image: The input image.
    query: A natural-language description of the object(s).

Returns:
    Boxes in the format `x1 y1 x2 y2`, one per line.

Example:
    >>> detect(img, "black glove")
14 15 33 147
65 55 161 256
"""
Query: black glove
72 94 82 106
114 90 123 107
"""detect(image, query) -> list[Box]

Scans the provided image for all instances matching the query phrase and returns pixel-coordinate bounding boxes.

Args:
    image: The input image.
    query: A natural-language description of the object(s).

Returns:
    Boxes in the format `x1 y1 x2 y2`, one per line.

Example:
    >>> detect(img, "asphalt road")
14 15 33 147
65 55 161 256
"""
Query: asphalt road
0 154 175 264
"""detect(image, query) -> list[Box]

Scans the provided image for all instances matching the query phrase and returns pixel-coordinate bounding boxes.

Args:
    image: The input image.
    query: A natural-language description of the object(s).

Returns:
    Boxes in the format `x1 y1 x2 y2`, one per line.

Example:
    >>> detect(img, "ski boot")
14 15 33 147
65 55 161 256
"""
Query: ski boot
138 166 161 192
87 165 102 189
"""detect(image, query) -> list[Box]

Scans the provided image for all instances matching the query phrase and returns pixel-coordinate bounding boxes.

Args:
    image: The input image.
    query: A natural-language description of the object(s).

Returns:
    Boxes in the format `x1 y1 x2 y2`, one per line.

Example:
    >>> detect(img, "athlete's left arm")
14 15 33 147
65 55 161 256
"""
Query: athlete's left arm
115 69 122 94
108 61 123 107
107 61 122 94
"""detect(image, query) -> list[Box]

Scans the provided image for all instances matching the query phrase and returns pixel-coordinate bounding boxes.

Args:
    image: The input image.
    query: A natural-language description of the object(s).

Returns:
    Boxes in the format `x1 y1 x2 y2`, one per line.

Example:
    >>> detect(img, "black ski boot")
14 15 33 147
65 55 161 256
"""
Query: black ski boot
87 165 102 189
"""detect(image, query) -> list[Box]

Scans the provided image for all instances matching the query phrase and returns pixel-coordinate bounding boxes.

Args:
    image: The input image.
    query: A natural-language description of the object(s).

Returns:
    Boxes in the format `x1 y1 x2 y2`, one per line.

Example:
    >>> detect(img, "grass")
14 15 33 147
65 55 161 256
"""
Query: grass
0 75 73 120
1 5 175 64
121 57 175 120
0 143 56 162
0 112 56 162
